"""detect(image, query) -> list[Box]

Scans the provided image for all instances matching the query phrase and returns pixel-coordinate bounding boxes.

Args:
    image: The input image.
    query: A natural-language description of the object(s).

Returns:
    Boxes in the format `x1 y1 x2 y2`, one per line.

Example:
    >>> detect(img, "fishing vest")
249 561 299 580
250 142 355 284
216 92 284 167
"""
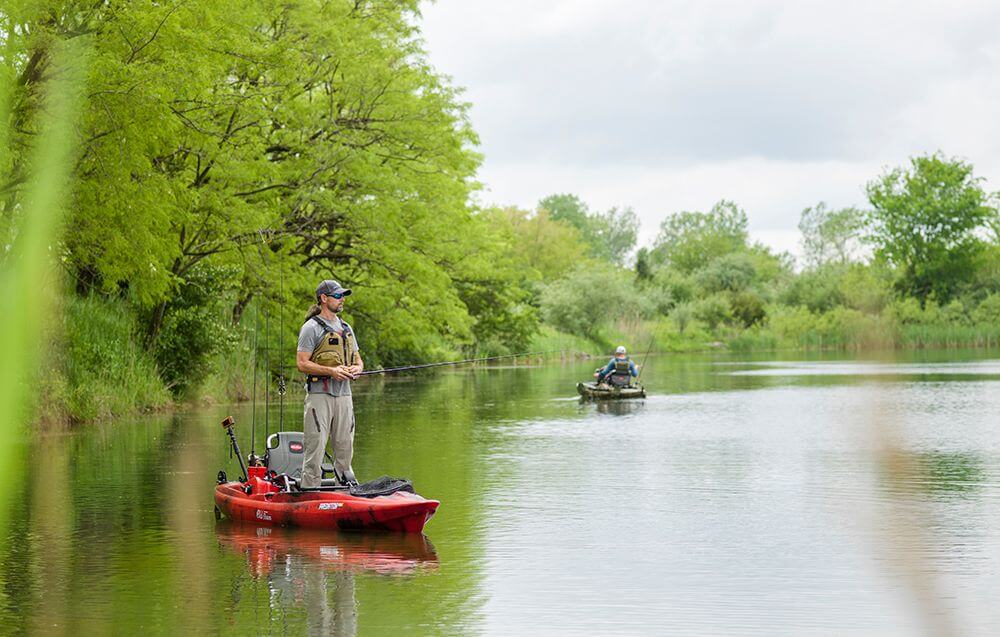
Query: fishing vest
609 358 633 387
308 316 358 370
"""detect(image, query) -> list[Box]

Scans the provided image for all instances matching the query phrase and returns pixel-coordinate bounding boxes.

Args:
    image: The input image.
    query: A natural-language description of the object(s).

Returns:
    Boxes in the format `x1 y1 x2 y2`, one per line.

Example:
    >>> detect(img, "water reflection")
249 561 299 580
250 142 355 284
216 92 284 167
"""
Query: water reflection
588 399 647 417
217 524 437 636
216 524 439 577
1 349 998 634
879 449 986 496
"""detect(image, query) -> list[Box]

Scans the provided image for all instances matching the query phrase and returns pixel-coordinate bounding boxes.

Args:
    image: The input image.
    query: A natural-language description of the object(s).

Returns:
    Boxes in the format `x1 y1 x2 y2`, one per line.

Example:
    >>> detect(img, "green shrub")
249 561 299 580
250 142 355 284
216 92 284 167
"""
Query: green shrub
727 328 778 352
670 302 694 334
695 253 756 293
940 299 970 326
152 264 236 396
972 293 1000 324
54 295 172 421
730 291 767 327
768 305 821 347
781 265 846 312
540 266 651 340
693 294 732 330
839 264 892 314
651 268 696 305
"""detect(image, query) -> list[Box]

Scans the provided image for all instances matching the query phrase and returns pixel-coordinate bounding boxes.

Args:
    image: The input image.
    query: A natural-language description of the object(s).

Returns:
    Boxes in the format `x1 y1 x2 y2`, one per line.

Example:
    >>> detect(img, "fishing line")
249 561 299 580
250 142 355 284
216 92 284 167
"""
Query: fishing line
358 350 561 376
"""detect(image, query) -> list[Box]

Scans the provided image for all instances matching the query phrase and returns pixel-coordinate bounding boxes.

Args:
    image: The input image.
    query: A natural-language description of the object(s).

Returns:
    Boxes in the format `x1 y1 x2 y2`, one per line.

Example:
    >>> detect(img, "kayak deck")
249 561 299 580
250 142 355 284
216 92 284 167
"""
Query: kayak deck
215 482 439 533
577 381 646 400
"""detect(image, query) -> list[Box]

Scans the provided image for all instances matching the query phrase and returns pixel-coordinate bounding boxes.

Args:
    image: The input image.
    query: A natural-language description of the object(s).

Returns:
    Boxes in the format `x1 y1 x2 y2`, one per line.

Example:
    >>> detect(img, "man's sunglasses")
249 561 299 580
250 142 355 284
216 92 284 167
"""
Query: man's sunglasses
326 292 346 300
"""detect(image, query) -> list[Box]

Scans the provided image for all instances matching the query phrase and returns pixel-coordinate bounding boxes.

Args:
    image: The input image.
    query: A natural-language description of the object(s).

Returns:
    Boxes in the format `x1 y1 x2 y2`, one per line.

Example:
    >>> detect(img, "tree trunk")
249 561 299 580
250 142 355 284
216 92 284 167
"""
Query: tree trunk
231 291 254 326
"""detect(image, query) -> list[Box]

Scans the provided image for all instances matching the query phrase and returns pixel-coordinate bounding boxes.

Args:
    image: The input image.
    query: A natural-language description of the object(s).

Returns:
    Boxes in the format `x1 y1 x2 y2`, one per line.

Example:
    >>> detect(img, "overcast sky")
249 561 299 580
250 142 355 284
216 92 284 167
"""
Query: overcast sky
419 0 1000 258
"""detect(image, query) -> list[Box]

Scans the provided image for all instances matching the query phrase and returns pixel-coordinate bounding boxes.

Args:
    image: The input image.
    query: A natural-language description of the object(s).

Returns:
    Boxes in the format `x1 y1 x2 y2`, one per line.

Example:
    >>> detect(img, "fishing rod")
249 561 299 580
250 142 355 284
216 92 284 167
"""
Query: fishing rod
634 331 657 384
358 350 560 376
250 301 259 455
264 304 270 440
277 256 286 431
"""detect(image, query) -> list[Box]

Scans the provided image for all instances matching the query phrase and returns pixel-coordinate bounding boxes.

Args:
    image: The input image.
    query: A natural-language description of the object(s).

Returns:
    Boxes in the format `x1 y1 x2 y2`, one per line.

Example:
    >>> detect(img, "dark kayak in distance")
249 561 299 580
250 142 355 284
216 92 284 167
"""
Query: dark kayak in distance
576 382 647 400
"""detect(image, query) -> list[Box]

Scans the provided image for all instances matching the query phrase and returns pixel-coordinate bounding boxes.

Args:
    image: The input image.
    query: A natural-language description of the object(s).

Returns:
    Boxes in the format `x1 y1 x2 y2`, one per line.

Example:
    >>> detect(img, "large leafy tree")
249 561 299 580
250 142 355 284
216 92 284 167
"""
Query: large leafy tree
483 206 588 282
538 193 638 265
5 0 506 370
651 200 749 273
866 154 999 302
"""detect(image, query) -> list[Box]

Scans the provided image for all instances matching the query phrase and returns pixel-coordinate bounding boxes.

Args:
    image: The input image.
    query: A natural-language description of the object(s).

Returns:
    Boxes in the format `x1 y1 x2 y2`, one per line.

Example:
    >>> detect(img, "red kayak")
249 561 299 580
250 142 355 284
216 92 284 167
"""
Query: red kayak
215 480 439 533
215 417 439 533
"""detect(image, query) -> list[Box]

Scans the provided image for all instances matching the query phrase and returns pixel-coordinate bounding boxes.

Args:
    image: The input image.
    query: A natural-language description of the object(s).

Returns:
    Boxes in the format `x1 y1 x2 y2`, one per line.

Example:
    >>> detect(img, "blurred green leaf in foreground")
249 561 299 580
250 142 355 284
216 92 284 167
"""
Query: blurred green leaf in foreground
0 19 87 518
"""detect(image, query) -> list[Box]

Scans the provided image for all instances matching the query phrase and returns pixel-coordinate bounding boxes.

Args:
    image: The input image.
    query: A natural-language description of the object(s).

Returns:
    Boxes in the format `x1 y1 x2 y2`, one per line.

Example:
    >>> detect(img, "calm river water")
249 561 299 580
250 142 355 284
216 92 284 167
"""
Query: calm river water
3 350 1000 635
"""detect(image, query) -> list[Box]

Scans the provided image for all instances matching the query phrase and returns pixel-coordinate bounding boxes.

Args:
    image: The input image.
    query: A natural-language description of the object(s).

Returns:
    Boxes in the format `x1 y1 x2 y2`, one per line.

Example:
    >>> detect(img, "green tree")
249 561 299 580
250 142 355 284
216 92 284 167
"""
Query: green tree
539 193 590 230
798 202 865 268
484 206 588 282
696 253 756 294
652 200 749 273
587 206 639 265
866 154 999 302
7 0 500 371
538 194 638 265
635 247 653 281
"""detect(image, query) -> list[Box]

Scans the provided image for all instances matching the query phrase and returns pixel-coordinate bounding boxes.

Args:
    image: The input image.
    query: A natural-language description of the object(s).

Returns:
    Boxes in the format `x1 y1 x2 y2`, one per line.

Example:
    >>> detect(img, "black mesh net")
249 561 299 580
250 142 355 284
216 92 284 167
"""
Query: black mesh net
349 476 415 498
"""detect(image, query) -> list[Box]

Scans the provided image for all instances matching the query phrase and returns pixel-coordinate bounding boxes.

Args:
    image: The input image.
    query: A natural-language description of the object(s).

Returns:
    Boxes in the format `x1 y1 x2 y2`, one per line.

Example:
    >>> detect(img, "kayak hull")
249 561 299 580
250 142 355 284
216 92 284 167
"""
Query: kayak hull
214 482 439 533
576 381 646 400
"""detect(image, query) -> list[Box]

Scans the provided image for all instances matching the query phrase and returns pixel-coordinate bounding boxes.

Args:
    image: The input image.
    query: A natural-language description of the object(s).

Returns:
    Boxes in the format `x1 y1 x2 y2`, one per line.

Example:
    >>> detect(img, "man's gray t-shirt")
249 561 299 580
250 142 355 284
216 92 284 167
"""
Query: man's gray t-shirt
297 315 360 397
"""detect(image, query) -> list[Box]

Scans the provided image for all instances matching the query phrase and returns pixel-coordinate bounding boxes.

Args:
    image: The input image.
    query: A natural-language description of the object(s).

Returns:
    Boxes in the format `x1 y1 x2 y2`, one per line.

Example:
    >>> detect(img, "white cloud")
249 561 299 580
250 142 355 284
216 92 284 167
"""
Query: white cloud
420 1 1000 257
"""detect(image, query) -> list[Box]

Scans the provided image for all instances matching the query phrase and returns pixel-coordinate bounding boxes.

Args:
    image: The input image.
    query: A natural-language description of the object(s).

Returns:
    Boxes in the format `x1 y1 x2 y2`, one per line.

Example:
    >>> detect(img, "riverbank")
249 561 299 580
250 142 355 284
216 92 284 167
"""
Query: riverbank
546 310 1000 357
36 294 998 426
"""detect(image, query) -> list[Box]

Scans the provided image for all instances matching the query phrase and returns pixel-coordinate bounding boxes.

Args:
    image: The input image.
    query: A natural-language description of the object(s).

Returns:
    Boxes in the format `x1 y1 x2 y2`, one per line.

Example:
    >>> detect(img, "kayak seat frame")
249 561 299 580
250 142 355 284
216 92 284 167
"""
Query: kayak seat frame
264 431 335 480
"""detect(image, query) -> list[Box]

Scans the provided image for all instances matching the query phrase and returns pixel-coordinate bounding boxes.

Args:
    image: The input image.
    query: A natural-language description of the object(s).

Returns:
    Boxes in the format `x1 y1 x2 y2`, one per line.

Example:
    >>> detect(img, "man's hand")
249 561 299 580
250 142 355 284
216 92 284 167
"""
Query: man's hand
345 364 363 378
327 366 353 381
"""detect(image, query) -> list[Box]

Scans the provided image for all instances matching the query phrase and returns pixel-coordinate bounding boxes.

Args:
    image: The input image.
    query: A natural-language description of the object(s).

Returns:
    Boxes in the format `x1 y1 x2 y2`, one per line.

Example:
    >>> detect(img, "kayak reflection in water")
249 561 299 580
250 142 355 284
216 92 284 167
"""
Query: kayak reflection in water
216 523 438 635
594 399 646 416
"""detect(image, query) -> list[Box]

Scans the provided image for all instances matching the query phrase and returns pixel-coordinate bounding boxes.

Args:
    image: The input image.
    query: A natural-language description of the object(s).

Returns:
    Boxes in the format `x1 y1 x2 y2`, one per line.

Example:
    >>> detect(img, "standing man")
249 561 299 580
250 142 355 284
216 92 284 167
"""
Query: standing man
296 279 364 488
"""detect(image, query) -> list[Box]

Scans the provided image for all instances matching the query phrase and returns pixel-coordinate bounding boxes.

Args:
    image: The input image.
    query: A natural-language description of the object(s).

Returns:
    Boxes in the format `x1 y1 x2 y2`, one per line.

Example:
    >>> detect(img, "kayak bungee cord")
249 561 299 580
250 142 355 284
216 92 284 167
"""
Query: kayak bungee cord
358 350 561 376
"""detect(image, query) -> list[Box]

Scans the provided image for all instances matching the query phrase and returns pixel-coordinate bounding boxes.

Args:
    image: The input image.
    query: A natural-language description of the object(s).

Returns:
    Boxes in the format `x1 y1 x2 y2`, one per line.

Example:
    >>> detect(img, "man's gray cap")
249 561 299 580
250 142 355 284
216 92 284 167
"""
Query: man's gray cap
615 345 627 355
316 279 352 299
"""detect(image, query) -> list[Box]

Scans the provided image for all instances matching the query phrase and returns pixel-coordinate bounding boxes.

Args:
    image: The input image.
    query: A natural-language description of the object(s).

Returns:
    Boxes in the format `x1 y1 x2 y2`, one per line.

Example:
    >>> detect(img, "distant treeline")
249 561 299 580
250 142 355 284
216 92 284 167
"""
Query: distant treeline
2 2 998 421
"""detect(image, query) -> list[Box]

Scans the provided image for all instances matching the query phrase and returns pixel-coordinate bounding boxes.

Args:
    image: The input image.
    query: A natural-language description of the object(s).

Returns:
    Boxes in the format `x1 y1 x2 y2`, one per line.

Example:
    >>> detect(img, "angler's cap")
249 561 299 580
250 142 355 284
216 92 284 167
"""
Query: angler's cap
615 346 627 355
316 279 351 300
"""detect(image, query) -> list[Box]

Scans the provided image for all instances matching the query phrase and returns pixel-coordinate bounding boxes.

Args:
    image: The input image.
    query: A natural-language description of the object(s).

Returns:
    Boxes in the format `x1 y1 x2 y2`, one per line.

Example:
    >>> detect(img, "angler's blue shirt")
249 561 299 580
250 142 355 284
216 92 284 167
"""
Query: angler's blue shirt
598 357 638 380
